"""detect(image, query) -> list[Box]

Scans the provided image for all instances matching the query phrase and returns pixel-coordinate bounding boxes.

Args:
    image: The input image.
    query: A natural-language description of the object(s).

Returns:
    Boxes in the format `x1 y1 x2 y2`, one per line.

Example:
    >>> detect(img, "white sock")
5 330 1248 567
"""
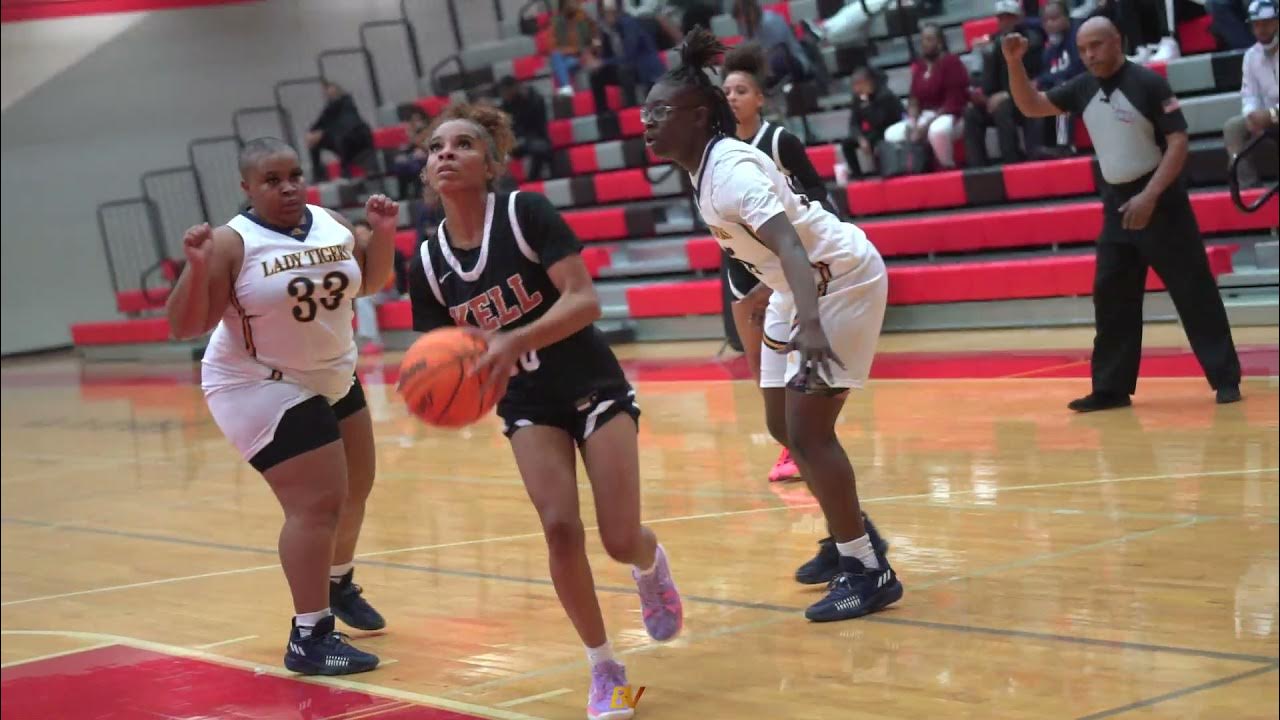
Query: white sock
586 641 615 668
294 608 332 638
835 534 880 570
634 545 661 576
330 562 354 583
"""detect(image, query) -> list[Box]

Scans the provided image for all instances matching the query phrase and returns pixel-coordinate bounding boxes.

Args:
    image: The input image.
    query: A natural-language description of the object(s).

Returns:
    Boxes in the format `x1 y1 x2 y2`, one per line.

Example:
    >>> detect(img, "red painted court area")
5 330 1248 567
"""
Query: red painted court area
1 645 487 720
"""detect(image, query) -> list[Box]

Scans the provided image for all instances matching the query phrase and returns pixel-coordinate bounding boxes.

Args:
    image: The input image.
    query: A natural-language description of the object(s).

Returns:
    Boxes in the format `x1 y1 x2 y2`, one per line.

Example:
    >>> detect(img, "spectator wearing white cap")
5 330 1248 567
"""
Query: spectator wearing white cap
964 0 1045 165
1224 0 1279 186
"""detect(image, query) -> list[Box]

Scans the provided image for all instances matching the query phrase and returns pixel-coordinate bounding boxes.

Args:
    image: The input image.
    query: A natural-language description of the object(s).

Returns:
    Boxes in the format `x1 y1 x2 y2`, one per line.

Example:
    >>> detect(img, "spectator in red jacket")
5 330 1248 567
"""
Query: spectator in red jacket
880 24 970 168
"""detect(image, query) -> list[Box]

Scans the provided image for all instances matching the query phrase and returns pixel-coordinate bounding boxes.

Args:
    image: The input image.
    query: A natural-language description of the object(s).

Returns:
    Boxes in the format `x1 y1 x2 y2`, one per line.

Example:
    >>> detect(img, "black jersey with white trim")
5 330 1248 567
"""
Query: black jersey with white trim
408 191 628 407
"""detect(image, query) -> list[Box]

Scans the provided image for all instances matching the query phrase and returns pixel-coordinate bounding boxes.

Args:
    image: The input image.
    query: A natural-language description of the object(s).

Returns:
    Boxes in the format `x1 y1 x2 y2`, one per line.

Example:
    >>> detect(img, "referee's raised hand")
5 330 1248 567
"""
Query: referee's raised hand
1001 33 1029 63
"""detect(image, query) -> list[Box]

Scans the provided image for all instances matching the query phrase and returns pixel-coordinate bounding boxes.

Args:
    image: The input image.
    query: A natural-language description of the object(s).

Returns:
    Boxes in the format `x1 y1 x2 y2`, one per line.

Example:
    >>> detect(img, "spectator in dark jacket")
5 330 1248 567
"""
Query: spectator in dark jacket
591 0 666 111
965 0 1045 165
1034 1 1086 156
306 82 374 182
842 67 904 177
498 76 553 180
882 25 970 168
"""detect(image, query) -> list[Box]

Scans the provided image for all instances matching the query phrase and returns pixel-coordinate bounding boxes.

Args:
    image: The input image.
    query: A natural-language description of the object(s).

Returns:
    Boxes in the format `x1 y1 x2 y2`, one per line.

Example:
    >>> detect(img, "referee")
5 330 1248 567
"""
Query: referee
1002 17 1242 412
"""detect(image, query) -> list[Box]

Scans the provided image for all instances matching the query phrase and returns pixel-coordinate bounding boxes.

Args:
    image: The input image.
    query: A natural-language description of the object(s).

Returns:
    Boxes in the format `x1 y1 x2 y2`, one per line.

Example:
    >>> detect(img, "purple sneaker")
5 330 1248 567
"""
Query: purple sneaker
587 660 634 719
632 544 683 641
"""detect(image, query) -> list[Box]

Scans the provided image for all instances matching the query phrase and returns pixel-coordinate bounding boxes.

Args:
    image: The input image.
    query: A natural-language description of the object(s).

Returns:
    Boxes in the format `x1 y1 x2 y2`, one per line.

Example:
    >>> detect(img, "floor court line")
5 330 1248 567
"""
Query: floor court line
1074 662 1280 720
0 642 114 669
0 630 544 720
493 689 573 708
193 634 258 649
3 467 1275 609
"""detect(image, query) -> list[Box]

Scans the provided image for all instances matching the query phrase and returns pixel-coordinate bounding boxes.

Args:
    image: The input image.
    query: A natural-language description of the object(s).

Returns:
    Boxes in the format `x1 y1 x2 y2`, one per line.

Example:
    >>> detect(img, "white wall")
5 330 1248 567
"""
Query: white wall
1 0 503 354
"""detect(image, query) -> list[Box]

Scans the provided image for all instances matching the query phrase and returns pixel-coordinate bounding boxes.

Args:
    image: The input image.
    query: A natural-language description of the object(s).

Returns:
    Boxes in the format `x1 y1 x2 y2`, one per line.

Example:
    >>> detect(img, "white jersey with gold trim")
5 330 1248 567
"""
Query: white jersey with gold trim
201 205 361 399
690 136 878 296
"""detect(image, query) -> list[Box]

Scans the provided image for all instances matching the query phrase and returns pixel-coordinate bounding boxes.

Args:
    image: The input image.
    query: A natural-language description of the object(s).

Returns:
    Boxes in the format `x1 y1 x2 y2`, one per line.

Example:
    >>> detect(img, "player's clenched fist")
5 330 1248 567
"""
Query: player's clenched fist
1001 32 1029 63
183 223 214 268
364 194 400 234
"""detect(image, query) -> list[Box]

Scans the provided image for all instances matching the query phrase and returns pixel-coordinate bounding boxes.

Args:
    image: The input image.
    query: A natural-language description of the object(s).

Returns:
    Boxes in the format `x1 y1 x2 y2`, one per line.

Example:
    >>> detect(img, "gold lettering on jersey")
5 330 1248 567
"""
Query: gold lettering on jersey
448 274 544 330
260 244 351 277
303 244 353 266
707 225 733 241
261 251 306 277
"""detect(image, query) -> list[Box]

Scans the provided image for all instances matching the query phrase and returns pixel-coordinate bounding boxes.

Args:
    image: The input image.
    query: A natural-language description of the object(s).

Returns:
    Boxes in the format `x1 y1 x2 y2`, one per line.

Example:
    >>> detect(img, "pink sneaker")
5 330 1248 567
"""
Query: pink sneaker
768 448 800 483
587 660 635 719
632 544 682 641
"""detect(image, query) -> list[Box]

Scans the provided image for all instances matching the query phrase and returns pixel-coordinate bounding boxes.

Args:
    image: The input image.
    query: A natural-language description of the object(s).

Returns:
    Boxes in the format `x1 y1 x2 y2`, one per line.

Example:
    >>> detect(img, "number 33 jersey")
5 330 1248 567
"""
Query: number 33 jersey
202 205 362 399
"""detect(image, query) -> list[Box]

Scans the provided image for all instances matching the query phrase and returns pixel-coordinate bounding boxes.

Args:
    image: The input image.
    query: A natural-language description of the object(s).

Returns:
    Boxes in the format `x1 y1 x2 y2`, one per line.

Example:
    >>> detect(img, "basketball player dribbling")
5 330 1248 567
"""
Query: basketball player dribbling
645 29 903 622
406 104 682 719
167 137 397 674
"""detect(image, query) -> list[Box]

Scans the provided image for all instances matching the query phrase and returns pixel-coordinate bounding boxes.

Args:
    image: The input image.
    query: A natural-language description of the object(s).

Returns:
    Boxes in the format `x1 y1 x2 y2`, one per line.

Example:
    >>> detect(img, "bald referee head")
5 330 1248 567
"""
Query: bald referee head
1076 17 1125 79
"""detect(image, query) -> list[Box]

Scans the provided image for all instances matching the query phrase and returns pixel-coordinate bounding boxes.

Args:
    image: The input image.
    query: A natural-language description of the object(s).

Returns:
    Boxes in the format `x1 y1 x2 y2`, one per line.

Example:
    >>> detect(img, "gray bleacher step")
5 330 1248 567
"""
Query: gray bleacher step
1255 239 1279 269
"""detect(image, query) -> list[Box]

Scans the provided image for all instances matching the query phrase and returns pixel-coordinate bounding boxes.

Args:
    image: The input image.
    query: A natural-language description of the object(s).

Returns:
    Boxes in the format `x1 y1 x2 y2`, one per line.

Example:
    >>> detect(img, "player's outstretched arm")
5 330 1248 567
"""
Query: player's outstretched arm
166 224 241 340
357 195 399 295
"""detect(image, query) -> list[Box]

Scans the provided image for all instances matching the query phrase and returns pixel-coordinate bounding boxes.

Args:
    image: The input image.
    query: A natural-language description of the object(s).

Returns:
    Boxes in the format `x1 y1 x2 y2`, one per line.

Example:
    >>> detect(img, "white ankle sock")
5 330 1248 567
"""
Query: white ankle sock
586 641 615 667
294 608 332 638
635 545 660 576
330 562 354 582
835 534 880 570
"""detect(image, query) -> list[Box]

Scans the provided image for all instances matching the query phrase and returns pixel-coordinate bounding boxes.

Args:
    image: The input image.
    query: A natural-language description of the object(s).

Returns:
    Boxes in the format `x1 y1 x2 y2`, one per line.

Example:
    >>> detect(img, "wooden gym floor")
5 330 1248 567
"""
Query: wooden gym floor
2 324 1278 720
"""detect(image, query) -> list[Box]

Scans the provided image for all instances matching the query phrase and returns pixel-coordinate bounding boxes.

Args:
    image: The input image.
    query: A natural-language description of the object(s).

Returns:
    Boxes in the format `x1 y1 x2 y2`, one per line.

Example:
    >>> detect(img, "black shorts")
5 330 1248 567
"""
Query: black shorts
249 376 367 473
500 386 640 445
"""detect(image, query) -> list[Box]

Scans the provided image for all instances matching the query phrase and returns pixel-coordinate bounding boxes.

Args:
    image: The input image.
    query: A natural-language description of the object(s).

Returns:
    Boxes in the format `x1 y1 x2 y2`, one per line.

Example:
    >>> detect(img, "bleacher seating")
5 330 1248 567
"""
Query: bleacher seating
73 0 1279 353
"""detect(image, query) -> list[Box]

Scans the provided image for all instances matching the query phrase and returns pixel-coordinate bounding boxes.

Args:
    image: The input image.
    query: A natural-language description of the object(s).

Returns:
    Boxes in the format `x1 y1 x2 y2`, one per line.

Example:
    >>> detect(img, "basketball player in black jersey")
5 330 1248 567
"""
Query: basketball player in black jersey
721 41 837 484
407 103 682 720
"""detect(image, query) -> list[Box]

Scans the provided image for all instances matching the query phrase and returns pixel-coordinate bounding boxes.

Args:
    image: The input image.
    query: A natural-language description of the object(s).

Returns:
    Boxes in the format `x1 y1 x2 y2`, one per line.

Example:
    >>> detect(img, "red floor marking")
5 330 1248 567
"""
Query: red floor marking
0 645 490 720
3 346 1276 390
1 0 256 23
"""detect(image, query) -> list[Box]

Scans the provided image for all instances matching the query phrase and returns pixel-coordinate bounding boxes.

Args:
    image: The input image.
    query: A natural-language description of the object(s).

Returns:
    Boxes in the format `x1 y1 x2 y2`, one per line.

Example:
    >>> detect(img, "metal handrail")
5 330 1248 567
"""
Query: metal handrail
428 53 468 97
232 105 289 144
186 135 242 222
1229 129 1279 213
360 18 423 79
319 47 383 106
96 197 164 295
272 77 324 150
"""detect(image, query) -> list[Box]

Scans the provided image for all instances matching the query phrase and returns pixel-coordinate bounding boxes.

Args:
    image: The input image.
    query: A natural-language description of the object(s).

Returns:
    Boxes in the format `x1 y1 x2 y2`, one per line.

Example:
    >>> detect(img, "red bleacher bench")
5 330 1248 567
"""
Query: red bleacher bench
372 125 409 150
377 300 413 331
1177 15 1217 55
625 245 1238 318
963 16 999 50
115 289 170 315
415 96 451 117
71 318 171 346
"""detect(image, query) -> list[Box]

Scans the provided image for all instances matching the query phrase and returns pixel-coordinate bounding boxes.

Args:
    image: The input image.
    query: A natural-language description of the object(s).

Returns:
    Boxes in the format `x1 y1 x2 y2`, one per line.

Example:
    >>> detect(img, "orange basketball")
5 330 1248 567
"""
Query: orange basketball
398 328 504 428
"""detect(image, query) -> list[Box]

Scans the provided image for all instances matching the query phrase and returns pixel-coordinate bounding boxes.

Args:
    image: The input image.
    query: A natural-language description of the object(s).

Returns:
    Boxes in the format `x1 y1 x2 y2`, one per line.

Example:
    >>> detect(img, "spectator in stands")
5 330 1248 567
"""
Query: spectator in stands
733 0 813 83
1208 0 1261 47
591 0 666 112
802 0 895 47
550 0 600 96
1224 0 1279 187
965 0 1045 166
1003 17 1242 410
306 82 374 183
841 67 904 177
618 0 685 48
1034 0 1086 157
389 109 430 200
499 76 554 181
882 24 969 169
668 0 723 34
1092 0 1185 61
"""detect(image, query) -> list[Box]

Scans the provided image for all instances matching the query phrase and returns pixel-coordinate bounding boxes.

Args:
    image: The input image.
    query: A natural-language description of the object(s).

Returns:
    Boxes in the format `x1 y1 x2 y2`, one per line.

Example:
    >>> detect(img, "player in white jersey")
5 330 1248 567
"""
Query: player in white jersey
644 29 902 622
166 138 398 674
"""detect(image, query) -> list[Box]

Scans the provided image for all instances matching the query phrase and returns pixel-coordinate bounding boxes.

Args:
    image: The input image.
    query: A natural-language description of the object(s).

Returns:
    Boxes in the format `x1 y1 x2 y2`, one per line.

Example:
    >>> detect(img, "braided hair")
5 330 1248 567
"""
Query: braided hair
657 26 737 137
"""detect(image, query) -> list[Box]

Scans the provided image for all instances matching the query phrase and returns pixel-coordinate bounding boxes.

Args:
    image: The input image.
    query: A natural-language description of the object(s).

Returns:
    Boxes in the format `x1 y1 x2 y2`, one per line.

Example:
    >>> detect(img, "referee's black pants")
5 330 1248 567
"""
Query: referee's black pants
1092 178 1241 395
